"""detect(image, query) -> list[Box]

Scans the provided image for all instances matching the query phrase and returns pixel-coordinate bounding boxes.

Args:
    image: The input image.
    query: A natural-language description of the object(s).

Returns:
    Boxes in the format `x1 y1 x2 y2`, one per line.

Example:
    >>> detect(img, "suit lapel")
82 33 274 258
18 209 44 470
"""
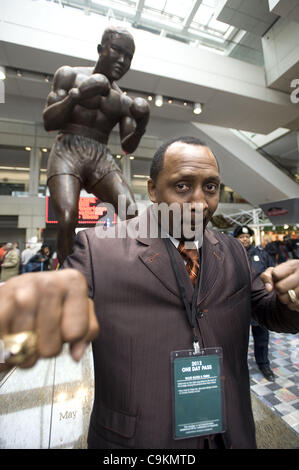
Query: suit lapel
136 208 224 306
137 207 193 303
138 241 181 299
197 229 224 306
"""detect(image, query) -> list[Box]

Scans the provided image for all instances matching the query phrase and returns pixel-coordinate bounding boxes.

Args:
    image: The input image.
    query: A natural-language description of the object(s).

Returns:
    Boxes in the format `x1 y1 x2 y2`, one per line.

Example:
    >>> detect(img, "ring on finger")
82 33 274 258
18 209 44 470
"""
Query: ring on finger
288 289 298 304
2 331 37 365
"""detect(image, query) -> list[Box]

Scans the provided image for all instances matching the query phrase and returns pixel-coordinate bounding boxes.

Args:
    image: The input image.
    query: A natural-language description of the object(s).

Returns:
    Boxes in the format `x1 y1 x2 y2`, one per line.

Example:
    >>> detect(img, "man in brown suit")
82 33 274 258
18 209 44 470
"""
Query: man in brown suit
1 136 299 449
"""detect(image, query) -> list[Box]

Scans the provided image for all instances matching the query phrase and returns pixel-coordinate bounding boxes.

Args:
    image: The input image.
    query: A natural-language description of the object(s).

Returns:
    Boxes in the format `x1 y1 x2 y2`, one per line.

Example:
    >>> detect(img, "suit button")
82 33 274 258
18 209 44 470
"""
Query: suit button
197 307 204 318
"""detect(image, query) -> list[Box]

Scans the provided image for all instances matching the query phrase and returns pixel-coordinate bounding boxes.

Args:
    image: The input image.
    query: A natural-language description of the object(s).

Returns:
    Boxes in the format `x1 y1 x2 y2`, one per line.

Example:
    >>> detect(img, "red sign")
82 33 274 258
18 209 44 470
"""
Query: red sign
46 196 116 226
266 208 289 217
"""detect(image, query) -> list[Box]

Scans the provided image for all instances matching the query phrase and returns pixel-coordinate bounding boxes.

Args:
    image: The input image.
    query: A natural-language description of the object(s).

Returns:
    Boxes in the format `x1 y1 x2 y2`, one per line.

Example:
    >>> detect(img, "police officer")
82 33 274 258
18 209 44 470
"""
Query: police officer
292 236 299 259
233 225 275 382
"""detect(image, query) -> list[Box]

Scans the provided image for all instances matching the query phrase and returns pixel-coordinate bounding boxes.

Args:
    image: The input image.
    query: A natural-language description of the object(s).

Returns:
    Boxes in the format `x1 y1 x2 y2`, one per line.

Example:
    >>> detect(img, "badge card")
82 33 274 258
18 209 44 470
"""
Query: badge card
171 348 226 440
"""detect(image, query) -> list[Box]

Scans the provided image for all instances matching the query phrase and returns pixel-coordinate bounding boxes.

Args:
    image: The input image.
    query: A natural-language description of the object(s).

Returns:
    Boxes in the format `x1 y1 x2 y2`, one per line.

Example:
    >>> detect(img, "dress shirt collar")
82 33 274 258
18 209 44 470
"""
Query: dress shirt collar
168 235 199 251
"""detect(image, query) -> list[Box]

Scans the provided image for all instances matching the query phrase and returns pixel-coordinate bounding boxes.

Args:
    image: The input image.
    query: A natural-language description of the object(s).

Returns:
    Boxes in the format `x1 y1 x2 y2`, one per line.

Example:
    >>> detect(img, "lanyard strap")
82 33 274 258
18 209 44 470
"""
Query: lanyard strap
164 238 201 352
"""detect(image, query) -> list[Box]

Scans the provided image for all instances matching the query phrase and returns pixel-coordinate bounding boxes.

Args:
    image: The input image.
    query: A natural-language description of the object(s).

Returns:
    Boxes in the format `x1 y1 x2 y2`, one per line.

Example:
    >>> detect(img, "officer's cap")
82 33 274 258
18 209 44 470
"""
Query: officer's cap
233 225 254 238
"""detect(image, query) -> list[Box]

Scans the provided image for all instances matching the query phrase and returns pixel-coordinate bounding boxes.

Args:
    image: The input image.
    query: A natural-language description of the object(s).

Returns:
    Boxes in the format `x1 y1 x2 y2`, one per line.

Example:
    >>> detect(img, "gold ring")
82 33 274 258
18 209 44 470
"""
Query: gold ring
288 289 298 304
2 331 37 365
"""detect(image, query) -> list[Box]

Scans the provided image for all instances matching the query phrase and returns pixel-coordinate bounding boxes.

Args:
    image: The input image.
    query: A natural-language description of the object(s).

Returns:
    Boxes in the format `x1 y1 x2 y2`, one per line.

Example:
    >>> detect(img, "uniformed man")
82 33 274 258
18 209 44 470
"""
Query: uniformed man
234 225 275 381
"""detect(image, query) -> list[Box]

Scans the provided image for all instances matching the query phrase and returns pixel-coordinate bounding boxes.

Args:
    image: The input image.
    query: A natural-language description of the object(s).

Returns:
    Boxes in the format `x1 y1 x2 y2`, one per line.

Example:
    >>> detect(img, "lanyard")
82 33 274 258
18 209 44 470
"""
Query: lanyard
164 238 201 353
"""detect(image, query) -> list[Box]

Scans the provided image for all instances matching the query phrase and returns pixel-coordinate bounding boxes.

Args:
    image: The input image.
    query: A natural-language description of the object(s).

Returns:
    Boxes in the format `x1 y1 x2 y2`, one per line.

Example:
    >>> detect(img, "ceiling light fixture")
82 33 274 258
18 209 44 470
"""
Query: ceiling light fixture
193 103 202 115
129 155 135 160
0 66 6 80
116 154 122 159
25 146 32 151
155 94 163 107
16 70 23 78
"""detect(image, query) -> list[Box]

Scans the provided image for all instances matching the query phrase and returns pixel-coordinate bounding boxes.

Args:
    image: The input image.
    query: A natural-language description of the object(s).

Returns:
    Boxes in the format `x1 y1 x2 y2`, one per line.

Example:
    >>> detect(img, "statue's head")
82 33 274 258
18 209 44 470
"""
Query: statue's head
97 26 135 81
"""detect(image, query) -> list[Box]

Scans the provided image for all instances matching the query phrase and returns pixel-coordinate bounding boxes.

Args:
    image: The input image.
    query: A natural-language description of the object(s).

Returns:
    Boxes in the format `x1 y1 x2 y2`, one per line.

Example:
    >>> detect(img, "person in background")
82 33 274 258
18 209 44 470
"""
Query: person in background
21 243 36 274
264 239 277 266
51 251 59 270
12 242 20 257
0 242 7 264
26 244 53 272
40 244 53 271
234 225 275 382
276 237 289 264
0 242 7 278
0 242 20 282
292 235 299 259
284 235 294 260
284 234 299 260
12 242 21 273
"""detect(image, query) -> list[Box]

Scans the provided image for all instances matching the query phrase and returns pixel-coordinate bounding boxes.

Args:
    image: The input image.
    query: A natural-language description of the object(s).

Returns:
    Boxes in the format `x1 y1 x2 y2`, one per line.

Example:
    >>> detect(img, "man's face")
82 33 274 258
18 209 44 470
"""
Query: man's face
148 142 220 240
98 33 135 81
237 233 251 248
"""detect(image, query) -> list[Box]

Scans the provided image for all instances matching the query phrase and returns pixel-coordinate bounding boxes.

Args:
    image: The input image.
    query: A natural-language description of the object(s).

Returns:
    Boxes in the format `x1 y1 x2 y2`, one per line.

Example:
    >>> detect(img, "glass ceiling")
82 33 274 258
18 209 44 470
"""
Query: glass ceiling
39 0 262 62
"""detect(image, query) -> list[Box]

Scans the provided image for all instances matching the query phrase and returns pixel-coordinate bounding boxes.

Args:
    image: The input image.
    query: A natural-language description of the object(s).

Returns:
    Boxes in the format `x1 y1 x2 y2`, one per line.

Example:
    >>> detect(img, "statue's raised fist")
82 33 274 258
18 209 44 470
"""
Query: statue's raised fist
130 97 150 119
78 74 110 100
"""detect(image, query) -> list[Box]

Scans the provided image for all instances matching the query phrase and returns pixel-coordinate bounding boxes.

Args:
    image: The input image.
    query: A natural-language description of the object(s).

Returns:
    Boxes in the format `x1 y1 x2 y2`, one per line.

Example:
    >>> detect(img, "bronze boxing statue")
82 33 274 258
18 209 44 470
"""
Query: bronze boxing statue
43 26 150 265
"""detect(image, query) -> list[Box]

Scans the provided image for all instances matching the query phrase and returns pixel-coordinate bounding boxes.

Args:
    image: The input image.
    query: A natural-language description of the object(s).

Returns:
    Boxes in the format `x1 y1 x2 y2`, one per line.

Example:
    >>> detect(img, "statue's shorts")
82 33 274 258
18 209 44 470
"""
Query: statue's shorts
47 133 121 193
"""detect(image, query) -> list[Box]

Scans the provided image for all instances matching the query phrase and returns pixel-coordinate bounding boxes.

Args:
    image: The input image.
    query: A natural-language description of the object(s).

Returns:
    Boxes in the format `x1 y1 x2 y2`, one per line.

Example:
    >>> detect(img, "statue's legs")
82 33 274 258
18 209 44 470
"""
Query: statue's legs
48 174 81 265
91 171 137 220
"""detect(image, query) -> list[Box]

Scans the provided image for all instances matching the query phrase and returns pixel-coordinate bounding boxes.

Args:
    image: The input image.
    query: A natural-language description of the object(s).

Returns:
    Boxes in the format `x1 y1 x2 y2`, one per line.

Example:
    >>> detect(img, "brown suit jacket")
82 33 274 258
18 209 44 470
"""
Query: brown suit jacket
64 207 299 449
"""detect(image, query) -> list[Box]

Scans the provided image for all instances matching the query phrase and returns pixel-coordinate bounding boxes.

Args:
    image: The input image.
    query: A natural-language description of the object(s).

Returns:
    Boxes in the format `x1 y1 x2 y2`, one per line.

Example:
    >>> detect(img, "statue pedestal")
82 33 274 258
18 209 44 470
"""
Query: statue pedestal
0 344 94 449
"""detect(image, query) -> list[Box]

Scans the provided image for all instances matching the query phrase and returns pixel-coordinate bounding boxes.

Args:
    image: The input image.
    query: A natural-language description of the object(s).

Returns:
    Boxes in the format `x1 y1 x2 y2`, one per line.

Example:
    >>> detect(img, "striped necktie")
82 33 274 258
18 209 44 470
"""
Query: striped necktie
178 242 200 286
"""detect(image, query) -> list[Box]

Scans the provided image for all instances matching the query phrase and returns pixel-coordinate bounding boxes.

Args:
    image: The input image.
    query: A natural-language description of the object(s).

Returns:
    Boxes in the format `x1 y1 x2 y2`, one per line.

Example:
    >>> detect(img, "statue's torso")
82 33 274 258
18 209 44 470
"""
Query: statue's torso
63 67 129 134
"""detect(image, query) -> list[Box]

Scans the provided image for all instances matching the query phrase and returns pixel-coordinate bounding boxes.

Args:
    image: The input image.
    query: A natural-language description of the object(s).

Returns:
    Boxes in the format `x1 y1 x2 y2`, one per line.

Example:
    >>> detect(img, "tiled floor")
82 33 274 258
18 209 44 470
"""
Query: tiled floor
248 330 299 436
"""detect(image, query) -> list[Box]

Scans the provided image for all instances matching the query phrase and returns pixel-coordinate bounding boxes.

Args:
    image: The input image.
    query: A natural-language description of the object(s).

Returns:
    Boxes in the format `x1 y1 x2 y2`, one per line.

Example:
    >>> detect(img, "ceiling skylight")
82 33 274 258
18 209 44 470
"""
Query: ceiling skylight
37 0 240 54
